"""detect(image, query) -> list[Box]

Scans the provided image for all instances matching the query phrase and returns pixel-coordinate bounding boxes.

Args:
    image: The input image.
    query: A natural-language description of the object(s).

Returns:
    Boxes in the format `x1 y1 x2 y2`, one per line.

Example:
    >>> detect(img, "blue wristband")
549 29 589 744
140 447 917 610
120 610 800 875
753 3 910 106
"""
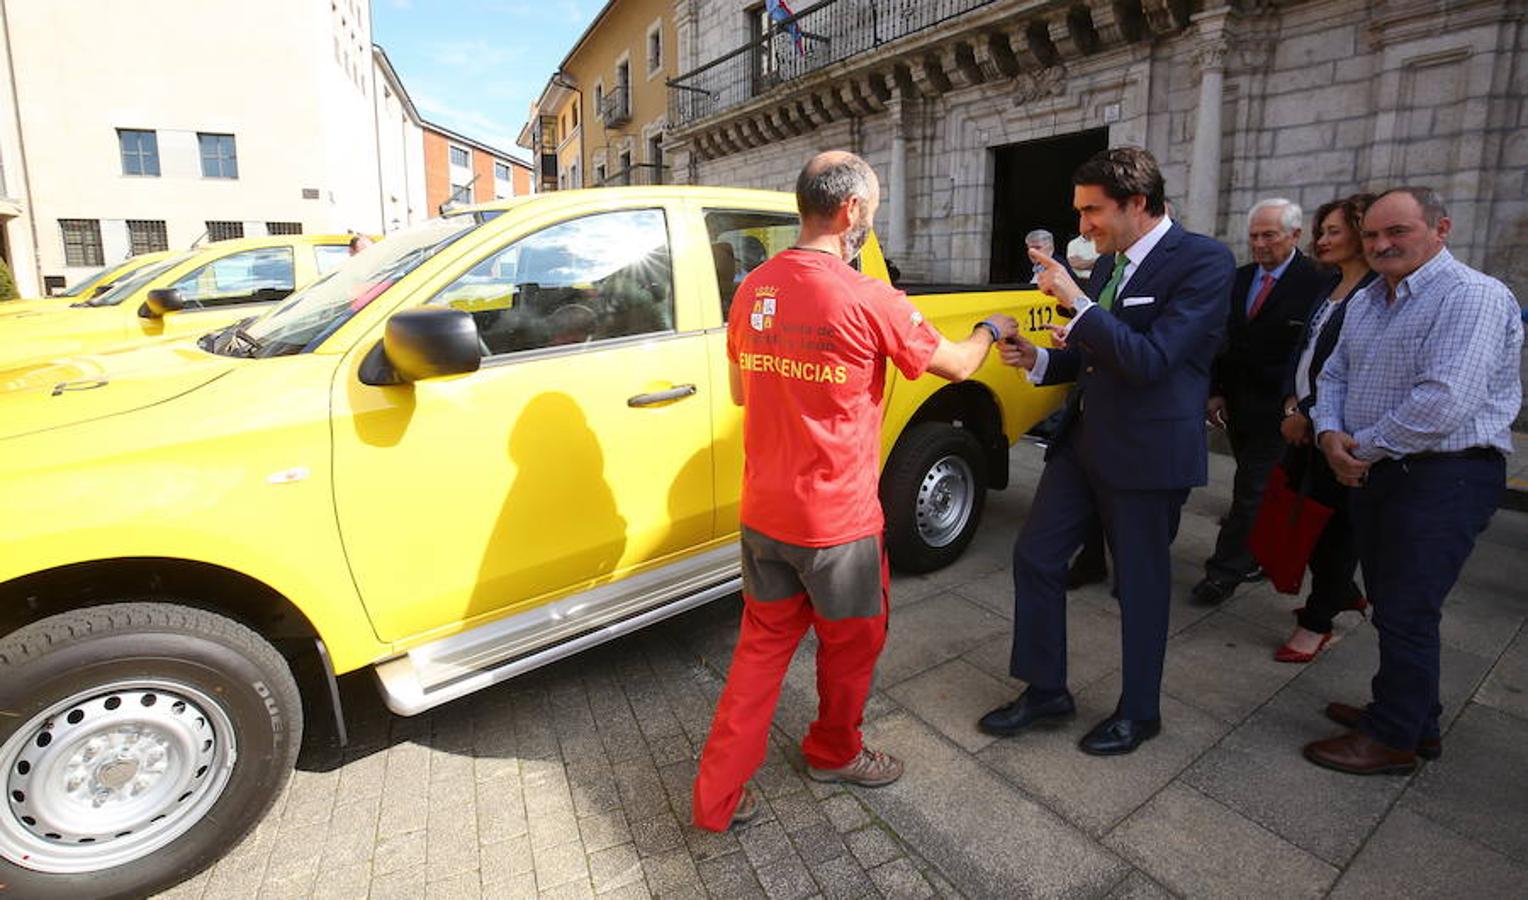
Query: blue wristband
974 319 1002 343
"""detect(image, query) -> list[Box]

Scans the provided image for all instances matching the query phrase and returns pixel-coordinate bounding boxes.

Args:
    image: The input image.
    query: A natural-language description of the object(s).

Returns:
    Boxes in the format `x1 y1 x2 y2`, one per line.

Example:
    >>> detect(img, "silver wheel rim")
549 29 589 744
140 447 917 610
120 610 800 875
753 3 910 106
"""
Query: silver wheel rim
914 454 975 548
0 679 237 873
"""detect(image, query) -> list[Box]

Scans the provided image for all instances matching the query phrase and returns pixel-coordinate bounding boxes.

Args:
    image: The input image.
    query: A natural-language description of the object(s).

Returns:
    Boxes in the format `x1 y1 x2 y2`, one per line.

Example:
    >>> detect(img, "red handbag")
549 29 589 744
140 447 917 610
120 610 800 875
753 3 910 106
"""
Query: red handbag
1248 459 1334 595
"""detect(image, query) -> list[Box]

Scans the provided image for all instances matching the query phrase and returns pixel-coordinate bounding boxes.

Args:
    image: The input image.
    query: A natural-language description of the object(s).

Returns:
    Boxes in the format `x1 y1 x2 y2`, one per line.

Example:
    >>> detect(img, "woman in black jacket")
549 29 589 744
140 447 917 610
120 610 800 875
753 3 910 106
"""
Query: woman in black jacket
1274 193 1378 662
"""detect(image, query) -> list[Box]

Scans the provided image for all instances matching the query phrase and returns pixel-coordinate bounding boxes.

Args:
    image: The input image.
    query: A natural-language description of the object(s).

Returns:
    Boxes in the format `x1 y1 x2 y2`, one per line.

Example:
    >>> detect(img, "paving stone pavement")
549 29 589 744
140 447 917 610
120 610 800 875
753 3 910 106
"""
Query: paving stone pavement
156 442 1528 899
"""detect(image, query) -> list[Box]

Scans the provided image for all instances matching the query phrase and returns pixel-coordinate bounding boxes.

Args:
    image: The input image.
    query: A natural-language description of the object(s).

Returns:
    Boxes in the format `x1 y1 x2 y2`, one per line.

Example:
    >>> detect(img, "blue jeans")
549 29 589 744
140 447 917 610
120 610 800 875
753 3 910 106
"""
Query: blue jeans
1349 454 1503 750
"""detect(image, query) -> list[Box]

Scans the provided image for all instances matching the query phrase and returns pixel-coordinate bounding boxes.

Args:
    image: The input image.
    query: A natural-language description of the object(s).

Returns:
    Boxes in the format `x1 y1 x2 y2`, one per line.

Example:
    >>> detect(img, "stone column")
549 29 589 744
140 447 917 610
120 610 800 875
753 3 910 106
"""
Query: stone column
1186 37 1230 234
888 98 910 260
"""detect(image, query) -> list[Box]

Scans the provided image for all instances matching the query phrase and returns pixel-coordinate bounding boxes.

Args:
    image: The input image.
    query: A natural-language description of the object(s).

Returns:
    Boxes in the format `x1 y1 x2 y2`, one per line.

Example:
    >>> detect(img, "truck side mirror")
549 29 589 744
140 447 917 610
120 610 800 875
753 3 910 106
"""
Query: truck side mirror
140 288 186 319
360 307 482 385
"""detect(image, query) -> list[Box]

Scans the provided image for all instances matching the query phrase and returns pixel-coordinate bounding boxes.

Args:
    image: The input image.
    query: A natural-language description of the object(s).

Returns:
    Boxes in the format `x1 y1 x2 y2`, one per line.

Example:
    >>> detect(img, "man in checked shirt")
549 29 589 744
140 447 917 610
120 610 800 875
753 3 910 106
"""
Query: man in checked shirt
1306 187 1522 775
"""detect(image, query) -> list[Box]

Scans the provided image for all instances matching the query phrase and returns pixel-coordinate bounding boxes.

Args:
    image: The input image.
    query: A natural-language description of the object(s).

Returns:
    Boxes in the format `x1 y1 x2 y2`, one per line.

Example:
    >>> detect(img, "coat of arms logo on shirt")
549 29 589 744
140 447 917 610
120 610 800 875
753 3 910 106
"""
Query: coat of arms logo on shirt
750 289 777 332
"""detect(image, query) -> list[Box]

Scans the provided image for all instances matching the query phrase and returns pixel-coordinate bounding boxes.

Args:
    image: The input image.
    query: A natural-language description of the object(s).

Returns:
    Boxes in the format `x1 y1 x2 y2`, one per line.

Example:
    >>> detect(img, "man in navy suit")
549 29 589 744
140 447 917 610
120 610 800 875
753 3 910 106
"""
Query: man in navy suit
978 147 1235 755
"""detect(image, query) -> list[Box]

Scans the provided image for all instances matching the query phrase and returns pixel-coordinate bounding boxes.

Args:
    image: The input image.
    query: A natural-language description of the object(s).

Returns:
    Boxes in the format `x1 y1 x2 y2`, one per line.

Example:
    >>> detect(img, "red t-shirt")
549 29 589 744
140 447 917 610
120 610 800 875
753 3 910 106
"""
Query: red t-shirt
727 249 940 547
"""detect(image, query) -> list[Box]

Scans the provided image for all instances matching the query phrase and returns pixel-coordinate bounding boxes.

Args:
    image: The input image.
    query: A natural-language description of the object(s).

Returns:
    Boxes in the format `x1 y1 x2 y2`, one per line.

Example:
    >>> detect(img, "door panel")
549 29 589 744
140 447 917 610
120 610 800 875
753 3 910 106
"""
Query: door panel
330 205 716 643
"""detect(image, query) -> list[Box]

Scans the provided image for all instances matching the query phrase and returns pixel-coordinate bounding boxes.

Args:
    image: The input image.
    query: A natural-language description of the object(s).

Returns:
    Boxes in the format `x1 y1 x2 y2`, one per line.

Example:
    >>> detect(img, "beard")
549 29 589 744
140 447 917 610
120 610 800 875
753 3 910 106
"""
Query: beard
842 215 871 262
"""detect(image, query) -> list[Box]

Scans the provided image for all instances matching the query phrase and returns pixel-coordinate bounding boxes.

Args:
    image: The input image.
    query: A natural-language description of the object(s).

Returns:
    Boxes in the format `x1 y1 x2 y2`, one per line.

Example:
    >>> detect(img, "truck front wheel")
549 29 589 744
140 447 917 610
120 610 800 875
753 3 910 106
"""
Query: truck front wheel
882 422 989 573
0 602 302 899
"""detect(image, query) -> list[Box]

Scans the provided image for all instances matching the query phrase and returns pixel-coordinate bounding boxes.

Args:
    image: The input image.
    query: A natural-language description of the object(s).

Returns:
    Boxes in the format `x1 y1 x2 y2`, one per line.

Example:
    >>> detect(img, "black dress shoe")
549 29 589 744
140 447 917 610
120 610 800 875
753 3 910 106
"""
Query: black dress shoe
978 689 1076 737
1078 714 1161 755
1190 576 1238 605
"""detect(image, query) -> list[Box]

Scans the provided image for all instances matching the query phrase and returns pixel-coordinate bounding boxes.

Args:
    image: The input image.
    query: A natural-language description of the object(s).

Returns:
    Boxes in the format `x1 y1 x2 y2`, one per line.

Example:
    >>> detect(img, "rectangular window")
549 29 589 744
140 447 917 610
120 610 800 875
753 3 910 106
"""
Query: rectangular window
430 208 674 357
266 221 303 235
647 24 663 74
60 219 104 267
649 136 664 184
127 219 169 255
494 162 510 182
198 133 239 178
449 145 470 167
704 208 801 318
450 182 473 205
206 220 244 242
118 129 160 177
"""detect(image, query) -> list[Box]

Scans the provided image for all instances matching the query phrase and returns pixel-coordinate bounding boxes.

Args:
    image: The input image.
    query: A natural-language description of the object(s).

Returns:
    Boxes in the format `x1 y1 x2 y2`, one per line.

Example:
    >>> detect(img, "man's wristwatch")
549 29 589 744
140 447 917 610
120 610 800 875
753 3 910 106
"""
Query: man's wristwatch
974 319 1002 343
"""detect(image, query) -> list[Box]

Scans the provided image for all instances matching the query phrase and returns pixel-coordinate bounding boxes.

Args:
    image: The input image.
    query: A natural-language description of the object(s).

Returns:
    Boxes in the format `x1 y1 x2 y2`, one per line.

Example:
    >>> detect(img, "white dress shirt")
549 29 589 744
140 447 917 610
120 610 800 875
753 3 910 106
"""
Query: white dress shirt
1029 215 1174 384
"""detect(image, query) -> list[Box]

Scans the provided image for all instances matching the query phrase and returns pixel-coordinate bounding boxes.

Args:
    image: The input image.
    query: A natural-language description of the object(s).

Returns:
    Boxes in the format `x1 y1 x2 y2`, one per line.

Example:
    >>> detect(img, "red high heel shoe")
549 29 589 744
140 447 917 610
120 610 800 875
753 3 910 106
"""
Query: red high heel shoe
1275 630 1333 663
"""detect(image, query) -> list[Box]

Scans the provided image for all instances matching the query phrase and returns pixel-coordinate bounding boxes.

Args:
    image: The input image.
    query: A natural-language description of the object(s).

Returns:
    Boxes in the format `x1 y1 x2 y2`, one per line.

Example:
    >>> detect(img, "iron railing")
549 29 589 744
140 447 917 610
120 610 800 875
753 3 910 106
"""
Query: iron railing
601 85 632 127
668 0 1003 128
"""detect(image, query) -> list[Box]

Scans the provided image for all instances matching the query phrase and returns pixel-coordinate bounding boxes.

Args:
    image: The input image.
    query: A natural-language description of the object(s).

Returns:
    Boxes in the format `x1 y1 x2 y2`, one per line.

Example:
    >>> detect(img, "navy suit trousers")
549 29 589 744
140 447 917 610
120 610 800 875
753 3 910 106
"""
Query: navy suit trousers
1010 431 1189 721
1349 455 1503 750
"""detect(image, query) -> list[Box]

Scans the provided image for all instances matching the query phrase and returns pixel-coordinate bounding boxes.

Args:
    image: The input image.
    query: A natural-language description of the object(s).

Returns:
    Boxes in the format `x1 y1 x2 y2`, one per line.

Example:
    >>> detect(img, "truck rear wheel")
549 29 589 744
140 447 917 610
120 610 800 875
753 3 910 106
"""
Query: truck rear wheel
882 422 989 573
0 602 302 899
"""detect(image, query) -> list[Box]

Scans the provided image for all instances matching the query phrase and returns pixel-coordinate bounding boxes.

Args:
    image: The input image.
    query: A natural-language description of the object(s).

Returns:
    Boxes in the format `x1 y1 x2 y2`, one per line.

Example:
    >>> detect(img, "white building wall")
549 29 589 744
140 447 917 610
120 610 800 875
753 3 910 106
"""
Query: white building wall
0 0 391 291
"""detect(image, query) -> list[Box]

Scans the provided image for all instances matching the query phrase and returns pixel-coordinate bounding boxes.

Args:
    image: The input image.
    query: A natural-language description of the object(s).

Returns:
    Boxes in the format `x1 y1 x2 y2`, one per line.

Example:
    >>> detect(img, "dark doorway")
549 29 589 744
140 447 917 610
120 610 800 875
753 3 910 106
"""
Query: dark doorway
989 128 1109 284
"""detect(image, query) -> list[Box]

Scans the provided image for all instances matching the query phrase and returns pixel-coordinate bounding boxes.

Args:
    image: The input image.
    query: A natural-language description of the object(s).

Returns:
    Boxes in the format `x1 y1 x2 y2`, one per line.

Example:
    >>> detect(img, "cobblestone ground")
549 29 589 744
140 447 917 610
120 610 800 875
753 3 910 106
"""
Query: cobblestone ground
157 442 1528 899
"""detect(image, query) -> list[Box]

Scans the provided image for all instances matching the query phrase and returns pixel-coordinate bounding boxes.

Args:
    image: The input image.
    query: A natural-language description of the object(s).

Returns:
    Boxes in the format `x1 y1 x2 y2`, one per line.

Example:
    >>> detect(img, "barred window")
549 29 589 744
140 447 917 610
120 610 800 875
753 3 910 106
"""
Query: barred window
206 221 244 242
118 129 160 177
198 133 239 179
127 219 169 255
266 221 303 235
60 219 104 267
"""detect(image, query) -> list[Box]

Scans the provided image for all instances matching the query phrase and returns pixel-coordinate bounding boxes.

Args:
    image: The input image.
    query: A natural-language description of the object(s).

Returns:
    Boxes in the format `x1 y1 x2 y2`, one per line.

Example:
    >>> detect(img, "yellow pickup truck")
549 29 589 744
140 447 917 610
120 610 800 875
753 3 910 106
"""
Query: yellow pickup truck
0 251 177 316
0 234 353 368
0 187 1062 897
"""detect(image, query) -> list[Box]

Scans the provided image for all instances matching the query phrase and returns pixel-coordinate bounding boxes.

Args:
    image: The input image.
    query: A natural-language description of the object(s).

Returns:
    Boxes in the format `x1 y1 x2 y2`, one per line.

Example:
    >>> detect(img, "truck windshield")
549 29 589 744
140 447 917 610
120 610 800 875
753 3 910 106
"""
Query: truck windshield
236 213 491 358
60 265 114 298
82 255 192 306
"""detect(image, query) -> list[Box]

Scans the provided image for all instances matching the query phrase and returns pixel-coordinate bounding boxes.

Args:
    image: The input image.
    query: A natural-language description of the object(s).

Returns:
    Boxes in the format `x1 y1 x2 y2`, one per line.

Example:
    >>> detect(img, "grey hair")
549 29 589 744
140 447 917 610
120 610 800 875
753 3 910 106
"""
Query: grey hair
1024 229 1055 247
796 154 877 220
1373 186 1449 226
1247 198 1303 233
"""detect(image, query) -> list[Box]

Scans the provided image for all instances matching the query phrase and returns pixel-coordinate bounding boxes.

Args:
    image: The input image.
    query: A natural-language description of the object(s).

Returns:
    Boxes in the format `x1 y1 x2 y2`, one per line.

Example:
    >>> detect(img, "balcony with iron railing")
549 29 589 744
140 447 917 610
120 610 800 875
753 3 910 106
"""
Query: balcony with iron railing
668 0 1005 129
600 85 632 127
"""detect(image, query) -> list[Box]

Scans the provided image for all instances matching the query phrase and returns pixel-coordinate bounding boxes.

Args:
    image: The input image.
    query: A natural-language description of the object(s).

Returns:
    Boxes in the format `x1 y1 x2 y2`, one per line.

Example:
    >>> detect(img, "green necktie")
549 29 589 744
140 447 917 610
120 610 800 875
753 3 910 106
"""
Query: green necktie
1096 253 1129 310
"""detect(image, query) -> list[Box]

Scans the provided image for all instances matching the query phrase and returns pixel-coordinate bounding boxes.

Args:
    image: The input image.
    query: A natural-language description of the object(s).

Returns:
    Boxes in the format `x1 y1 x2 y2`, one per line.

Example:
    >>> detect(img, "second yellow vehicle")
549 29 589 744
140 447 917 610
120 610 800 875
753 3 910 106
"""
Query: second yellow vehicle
0 234 354 367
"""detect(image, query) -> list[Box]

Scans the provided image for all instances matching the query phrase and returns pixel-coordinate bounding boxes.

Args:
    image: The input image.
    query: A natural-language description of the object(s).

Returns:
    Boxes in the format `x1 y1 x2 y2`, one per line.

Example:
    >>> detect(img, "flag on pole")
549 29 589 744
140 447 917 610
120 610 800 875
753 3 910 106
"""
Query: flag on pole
764 0 806 56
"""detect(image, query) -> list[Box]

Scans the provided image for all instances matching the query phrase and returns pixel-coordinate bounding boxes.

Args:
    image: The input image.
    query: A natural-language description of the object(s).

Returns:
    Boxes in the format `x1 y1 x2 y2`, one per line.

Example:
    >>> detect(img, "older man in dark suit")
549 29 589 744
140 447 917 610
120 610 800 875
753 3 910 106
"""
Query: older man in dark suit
979 147 1234 755
1191 199 1324 604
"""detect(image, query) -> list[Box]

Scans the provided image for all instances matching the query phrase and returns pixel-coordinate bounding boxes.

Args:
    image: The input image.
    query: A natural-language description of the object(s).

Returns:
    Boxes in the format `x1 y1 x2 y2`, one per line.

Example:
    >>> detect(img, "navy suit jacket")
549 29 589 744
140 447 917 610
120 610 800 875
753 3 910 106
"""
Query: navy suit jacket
1211 251 1324 426
1040 222 1236 491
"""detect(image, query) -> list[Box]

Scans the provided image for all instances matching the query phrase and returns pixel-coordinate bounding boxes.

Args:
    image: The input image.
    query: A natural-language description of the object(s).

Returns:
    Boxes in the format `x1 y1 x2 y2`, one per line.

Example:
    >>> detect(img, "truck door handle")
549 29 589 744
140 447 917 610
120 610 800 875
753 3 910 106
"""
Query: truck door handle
627 384 698 407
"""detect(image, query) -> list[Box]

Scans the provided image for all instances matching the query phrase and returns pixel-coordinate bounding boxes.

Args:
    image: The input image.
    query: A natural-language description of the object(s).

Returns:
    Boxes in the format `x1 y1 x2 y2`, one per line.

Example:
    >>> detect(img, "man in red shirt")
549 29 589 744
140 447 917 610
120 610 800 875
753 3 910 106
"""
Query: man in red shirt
692 151 1018 831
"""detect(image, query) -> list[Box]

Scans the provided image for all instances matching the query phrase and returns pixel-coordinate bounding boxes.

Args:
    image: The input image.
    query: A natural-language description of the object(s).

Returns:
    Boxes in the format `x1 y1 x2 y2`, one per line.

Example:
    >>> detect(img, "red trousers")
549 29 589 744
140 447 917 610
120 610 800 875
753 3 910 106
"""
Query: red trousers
690 584 889 831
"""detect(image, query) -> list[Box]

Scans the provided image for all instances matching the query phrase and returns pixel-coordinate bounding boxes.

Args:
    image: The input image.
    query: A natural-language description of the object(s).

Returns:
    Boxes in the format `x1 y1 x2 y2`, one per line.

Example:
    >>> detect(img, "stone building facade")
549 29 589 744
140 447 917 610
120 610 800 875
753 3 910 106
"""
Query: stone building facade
663 0 1525 298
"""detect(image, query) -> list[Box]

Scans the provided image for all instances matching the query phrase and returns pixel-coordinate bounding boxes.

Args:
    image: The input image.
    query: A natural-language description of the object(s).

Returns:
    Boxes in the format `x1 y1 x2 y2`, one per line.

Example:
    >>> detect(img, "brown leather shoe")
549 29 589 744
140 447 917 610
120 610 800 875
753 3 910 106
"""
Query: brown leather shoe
1324 702 1442 760
1303 731 1417 775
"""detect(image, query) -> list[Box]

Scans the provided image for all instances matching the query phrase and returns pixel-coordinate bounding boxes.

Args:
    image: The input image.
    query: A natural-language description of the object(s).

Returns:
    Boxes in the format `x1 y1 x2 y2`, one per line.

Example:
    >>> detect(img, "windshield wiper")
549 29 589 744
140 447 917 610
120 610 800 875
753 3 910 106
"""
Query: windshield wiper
231 323 265 357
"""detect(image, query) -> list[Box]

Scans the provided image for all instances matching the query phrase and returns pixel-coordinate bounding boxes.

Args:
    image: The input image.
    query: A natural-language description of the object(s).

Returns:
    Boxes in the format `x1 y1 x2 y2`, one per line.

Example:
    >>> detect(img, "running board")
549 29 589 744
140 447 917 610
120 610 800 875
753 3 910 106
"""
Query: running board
373 545 740 716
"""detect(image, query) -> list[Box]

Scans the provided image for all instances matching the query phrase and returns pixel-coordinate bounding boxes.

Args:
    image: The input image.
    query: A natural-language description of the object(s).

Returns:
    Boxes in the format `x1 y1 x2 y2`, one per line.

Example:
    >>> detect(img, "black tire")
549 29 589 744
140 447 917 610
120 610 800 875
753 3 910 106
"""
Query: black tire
881 422 989 574
0 602 302 900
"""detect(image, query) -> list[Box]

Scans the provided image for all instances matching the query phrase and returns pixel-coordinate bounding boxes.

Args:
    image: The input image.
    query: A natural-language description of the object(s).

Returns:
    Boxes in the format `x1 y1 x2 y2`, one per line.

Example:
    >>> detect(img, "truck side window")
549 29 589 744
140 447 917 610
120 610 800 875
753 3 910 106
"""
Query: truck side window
170 247 296 309
430 209 674 358
703 209 799 320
